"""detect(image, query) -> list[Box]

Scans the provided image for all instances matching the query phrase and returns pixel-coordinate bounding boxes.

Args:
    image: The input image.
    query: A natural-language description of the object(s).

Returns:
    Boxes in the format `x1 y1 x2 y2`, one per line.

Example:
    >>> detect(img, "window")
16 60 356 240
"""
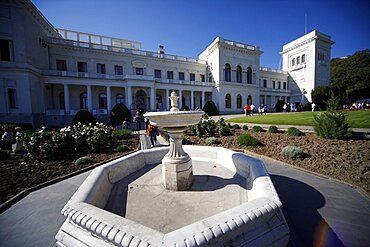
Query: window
8 88 17 108
302 54 306 63
236 65 242 83
292 58 295 66
247 67 252 84
0 39 13 61
116 94 125 104
225 94 231 108
263 79 267 88
97 63 106 74
99 93 107 109
297 56 300 64
236 94 242 108
200 74 205 82
77 62 87 72
278 81 281 89
318 52 326 61
283 82 287 90
167 71 173 79
154 69 161 78
224 64 231 81
115 65 123 75
272 80 276 89
80 93 87 109
179 72 185 80
57 60 67 71
59 92 65 109
136 67 143 75
190 73 195 81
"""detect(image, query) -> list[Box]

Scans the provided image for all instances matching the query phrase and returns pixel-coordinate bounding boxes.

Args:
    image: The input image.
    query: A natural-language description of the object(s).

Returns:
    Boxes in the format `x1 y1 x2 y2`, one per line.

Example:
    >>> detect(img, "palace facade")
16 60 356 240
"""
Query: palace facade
0 0 334 128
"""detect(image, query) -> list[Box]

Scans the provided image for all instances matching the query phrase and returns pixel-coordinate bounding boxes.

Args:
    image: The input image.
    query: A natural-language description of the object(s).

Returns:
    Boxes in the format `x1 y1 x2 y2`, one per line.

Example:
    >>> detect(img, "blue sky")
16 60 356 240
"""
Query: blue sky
32 0 370 69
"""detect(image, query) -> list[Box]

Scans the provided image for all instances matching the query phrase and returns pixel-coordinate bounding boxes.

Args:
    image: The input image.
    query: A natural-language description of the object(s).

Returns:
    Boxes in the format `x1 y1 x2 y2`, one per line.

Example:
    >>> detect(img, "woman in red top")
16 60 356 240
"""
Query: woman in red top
245 104 250 116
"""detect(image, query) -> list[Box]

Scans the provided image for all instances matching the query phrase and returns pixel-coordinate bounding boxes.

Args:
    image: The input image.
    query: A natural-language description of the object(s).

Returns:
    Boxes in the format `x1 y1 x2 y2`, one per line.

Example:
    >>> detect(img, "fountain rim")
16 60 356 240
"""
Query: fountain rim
143 110 205 117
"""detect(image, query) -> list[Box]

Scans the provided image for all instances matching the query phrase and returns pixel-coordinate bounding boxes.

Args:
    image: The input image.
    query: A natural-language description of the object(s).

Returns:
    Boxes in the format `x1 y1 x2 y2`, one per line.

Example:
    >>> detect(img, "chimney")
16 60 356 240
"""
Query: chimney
158 45 165 54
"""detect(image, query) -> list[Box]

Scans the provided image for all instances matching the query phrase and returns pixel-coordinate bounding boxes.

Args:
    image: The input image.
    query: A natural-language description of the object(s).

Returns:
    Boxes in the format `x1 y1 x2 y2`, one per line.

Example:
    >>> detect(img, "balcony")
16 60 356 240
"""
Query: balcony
42 70 125 80
125 74 154 81
155 78 214 87
260 67 288 74
260 88 291 94
290 63 306 71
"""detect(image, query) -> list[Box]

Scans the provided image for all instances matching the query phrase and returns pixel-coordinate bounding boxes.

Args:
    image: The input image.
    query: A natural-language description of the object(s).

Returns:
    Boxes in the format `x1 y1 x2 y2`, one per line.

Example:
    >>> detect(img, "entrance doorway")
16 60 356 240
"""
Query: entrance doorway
136 90 147 113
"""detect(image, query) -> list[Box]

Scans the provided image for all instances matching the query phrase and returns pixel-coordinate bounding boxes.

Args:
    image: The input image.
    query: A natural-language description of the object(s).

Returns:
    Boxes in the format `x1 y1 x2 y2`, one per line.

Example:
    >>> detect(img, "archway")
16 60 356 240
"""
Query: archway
136 90 147 113
247 95 252 105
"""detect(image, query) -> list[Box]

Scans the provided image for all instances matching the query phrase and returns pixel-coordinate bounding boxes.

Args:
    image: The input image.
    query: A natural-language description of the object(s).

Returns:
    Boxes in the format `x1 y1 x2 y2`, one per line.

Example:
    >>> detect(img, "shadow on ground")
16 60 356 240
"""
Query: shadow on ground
271 175 345 247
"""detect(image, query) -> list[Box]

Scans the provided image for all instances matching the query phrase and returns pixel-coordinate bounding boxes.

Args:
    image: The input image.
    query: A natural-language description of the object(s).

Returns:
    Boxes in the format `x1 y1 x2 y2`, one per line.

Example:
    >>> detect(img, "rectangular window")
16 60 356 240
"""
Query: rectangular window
56 60 67 71
278 81 281 89
283 82 287 90
167 71 173 79
179 72 185 80
115 65 123 75
200 74 205 82
97 63 106 74
136 67 143 75
0 39 13 61
263 79 267 88
77 62 87 72
154 69 161 78
8 88 17 108
272 80 276 89
190 73 195 81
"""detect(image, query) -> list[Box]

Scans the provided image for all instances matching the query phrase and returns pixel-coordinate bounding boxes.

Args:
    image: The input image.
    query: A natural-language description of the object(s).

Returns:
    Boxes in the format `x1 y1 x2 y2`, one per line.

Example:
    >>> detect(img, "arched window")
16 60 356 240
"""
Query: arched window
297 56 300 64
247 95 252 105
224 63 231 82
292 58 295 66
278 81 281 89
236 65 242 83
116 94 125 104
80 92 87 109
247 67 252 84
59 92 65 109
302 54 306 63
283 82 287 90
236 94 242 108
99 93 107 109
225 94 231 108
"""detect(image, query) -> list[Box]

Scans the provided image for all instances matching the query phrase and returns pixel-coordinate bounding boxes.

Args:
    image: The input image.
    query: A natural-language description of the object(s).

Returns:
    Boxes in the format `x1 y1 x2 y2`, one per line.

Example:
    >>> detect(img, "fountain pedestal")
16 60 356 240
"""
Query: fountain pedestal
162 128 193 190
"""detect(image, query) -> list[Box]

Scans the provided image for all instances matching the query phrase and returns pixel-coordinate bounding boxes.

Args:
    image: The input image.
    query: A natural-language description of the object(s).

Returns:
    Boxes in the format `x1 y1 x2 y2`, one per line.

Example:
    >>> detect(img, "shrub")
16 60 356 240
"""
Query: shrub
72 110 96 127
114 144 128 152
114 129 132 139
205 137 221 145
268 126 278 133
287 127 303 136
313 97 351 139
0 150 10 160
202 101 219 116
110 104 131 126
237 134 262 146
218 126 231 136
252 126 263 132
14 146 27 154
275 100 285 112
281 145 307 159
232 124 241 129
242 125 248 131
75 156 93 166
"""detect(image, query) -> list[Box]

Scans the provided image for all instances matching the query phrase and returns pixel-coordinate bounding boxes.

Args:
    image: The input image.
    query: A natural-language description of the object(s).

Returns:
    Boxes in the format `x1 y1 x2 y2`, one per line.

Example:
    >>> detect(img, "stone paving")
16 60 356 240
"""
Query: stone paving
0 128 369 246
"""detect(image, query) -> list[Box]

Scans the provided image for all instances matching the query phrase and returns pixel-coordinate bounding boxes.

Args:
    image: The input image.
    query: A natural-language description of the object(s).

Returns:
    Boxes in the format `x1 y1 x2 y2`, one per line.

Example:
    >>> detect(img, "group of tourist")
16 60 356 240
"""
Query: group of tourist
343 102 369 110
0 126 23 152
244 104 267 116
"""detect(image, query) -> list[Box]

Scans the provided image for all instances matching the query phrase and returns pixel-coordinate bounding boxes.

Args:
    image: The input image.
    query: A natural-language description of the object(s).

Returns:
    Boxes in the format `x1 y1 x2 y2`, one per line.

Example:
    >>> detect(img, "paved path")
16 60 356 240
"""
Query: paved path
0 131 369 246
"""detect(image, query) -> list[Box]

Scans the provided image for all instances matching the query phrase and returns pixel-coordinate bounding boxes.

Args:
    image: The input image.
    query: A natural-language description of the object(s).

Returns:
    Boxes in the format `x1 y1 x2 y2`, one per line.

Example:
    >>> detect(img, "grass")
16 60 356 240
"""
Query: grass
226 110 370 128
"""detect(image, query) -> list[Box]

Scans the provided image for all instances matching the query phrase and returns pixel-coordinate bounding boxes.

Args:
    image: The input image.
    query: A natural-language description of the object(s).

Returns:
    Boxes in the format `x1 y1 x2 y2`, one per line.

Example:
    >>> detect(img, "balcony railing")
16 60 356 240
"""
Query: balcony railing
48 38 207 65
260 88 291 94
260 67 288 74
290 63 307 71
219 37 259 51
155 78 214 86
125 74 154 81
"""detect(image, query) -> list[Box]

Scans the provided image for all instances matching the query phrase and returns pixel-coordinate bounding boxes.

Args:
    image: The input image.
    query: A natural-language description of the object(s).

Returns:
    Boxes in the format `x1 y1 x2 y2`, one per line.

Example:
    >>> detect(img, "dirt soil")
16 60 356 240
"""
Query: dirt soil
185 129 370 194
0 136 139 205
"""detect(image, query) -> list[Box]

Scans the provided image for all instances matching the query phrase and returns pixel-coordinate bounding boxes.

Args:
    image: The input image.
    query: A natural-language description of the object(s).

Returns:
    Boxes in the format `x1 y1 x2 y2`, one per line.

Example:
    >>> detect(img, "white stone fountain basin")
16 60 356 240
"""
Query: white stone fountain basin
143 111 203 128
56 147 289 247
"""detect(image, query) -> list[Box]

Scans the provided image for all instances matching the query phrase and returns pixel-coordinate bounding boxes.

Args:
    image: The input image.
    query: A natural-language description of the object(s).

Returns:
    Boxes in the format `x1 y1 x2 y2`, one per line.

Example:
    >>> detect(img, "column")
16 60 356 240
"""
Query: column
201 91 205 108
87 85 92 112
179 90 182 108
150 86 155 111
190 90 194 110
127 86 132 109
166 89 169 110
106 86 111 112
63 84 70 114
264 95 267 105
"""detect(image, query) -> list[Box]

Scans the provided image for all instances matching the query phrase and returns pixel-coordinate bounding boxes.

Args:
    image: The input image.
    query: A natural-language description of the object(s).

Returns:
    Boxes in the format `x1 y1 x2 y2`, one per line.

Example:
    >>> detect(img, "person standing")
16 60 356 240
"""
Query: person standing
244 104 250 117
250 103 255 116
311 102 316 112
146 124 159 148
134 111 141 130
263 105 267 115
1 128 13 151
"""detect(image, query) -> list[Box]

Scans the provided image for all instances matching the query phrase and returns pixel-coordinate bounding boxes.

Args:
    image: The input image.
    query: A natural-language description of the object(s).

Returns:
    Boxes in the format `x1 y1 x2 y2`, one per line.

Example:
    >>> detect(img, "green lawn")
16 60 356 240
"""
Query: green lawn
226 110 370 128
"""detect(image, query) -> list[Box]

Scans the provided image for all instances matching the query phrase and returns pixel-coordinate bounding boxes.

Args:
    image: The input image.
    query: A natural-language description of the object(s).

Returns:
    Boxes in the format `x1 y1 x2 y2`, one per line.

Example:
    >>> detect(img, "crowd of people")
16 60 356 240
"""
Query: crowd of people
343 102 369 110
0 126 23 152
244 104 267 116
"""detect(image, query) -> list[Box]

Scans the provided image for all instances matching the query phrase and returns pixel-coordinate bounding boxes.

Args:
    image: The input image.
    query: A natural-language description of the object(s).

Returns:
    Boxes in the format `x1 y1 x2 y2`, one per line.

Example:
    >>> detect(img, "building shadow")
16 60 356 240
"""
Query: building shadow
270 175 345 247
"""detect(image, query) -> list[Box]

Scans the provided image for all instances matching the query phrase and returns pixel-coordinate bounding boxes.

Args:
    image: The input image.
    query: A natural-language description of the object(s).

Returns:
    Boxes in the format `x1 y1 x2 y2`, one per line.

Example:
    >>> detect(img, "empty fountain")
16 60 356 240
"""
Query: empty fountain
56 92 289 247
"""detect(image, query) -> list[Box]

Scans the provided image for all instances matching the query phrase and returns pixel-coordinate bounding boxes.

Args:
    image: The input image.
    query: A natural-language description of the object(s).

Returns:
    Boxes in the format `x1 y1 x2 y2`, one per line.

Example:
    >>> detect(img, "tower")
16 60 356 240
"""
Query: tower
281 30 334 103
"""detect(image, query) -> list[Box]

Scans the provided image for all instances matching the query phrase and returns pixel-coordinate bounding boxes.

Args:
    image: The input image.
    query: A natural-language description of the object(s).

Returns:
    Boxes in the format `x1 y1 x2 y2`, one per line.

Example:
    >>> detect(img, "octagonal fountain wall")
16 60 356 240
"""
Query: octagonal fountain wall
56 146 290 246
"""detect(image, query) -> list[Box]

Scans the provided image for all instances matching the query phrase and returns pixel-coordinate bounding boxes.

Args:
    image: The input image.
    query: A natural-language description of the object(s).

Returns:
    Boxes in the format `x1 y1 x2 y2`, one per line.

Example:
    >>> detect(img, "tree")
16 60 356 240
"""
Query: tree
311 86 332 110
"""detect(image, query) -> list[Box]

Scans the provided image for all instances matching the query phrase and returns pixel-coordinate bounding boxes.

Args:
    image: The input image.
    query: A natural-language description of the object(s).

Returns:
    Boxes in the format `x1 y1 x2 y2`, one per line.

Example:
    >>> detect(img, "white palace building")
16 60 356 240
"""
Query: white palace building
0 0 334 128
